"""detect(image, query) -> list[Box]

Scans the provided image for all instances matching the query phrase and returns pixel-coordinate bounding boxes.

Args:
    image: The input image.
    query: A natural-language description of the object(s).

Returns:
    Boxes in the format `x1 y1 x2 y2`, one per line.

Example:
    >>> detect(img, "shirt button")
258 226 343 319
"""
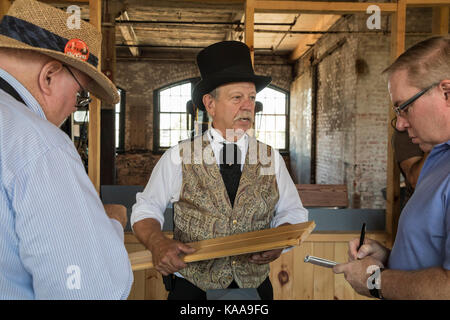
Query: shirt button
232 219 237 225
232 260 237 266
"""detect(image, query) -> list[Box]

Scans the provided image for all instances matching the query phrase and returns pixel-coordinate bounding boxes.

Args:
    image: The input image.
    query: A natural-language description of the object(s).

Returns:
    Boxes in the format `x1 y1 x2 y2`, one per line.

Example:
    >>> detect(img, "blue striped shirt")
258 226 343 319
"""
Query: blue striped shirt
0 68 133 299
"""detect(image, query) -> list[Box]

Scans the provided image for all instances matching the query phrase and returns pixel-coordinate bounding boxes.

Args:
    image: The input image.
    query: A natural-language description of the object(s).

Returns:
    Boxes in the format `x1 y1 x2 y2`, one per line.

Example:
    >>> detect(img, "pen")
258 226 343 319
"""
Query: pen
358 222 366 252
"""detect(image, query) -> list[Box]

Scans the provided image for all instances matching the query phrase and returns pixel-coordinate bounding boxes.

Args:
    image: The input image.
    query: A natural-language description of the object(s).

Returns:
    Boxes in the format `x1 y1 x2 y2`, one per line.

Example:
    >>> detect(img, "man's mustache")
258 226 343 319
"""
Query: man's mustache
233 111 254 123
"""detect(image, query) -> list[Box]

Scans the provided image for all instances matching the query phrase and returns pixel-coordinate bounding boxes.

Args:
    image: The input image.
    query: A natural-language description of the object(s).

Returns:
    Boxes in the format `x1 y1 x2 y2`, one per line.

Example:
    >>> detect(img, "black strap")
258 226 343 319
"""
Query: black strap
0 76 25 104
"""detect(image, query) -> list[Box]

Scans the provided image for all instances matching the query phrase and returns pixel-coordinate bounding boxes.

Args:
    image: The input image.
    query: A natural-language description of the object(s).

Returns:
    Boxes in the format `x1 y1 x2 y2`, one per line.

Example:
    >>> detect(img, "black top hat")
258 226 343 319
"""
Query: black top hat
192 41 271 111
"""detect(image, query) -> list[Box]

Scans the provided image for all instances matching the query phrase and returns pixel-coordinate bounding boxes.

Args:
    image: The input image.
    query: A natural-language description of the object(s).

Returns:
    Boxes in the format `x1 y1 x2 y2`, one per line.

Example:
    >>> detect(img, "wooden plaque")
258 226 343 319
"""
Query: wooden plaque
129 221 315 271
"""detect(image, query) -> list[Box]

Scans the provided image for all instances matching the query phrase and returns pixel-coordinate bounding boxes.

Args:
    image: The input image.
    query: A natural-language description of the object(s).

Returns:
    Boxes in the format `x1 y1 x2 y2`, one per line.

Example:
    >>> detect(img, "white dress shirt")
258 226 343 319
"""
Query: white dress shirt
131 127 308 230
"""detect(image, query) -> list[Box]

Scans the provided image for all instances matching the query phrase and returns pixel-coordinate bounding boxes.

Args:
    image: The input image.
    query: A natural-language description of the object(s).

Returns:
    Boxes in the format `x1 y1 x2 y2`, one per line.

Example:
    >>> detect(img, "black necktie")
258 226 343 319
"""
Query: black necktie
219 143 242 207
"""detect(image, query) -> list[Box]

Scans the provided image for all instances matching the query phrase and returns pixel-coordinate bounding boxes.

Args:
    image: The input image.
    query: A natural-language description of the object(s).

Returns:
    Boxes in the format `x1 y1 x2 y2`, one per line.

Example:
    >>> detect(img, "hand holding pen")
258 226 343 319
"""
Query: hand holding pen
347 224 390 264
357 222 366 258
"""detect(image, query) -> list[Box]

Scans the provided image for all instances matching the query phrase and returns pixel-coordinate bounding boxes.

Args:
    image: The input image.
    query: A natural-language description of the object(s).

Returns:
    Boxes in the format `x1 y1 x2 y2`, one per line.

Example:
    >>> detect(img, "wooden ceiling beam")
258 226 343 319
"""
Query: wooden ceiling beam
254 1 397 14
432 6 449 35
406 0 450 6
118 11 140 57
289 14 341 61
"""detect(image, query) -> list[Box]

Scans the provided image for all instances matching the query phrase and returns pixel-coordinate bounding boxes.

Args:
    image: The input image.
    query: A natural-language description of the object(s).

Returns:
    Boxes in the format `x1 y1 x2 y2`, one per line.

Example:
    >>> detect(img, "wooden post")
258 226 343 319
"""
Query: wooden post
0 0 11 18
245 0 255 65
386 0 406 248
432 6 449 35
88 0 102 193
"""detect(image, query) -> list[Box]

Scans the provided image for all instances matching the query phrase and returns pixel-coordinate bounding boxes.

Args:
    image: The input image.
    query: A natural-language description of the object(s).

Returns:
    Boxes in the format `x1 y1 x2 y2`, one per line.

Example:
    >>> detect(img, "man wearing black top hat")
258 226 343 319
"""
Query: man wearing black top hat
132 41 308 300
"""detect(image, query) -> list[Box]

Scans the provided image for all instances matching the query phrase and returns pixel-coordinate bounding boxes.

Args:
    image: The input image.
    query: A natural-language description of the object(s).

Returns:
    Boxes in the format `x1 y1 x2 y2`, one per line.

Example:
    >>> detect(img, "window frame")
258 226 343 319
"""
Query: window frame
255 84 290 156
153 80 290 155
153 77 199 154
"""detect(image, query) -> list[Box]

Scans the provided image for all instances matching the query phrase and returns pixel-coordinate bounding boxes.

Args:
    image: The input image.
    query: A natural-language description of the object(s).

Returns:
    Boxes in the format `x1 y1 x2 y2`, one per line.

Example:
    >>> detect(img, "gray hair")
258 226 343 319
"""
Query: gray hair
383 36 450 88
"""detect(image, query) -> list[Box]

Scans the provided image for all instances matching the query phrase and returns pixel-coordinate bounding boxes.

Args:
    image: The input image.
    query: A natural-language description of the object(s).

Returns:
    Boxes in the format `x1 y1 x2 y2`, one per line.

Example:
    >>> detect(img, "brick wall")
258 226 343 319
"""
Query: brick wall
115 58 292 185
290 7 435 209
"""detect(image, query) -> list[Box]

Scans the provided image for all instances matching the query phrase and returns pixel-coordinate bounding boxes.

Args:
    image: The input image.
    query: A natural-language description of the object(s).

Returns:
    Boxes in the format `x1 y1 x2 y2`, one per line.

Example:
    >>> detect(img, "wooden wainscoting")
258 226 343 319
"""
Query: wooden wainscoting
124 232 388 300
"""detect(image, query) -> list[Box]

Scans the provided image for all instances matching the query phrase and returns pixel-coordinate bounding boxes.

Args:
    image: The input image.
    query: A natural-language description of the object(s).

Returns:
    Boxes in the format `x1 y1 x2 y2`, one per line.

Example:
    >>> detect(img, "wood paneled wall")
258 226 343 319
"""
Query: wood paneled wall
125 232 387 300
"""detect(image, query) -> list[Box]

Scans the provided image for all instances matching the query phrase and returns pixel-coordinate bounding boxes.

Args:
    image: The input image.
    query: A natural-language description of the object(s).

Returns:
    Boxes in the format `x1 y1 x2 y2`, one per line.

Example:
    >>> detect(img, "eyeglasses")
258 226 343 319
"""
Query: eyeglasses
394 82 439 117
63 65 91 108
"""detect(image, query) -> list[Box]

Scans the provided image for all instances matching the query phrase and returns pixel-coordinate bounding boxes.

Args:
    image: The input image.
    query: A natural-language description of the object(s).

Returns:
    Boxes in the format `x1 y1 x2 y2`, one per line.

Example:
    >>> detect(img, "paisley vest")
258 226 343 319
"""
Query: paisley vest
173 134 280 291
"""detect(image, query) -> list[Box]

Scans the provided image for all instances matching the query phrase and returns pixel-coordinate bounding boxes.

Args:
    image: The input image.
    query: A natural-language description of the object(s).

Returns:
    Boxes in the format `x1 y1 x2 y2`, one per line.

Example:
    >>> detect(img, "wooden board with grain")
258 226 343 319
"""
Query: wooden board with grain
296 184 348 208
129 221 315 272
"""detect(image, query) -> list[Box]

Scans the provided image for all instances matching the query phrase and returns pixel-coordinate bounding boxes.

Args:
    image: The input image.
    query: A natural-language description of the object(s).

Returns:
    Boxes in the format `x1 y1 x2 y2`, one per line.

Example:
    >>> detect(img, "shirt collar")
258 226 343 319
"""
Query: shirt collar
0 67 47 120
208 126 248 150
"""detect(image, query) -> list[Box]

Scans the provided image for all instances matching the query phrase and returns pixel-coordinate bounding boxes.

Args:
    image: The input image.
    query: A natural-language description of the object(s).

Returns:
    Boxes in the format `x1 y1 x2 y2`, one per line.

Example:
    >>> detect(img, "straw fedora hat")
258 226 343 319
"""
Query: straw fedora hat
0 0 119 104
192 41 271 111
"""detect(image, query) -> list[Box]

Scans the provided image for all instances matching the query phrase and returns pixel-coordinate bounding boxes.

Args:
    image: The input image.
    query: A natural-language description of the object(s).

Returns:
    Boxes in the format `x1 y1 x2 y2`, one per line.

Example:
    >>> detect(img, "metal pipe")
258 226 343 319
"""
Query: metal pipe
114 20 296 26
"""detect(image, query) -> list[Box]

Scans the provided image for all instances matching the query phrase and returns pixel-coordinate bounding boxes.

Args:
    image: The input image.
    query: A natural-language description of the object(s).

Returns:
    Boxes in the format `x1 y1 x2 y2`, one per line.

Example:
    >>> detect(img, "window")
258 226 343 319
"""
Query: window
115 88 126 152
153 79 197 152
255 85 289 152
153 80 289 153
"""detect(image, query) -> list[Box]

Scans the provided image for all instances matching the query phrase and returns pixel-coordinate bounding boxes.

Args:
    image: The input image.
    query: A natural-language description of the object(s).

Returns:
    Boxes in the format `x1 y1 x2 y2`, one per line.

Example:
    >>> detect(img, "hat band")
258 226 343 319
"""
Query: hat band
0 15 98 68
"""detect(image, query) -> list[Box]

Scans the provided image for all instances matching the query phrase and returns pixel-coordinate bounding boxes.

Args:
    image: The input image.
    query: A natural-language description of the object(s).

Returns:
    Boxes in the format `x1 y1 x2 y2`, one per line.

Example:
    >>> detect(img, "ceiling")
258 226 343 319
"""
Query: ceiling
52 0 343 61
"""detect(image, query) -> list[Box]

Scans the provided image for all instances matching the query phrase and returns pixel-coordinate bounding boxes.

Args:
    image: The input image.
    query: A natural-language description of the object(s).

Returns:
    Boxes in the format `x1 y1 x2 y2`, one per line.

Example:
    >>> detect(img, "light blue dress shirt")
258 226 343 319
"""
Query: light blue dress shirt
389 140 450 271
0 68 133 299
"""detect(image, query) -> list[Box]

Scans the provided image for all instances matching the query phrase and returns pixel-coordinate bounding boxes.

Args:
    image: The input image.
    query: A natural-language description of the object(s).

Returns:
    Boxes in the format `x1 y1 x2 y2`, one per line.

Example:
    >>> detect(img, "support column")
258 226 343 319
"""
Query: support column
245 0 255 65
88 0 102 193
386 0 406 248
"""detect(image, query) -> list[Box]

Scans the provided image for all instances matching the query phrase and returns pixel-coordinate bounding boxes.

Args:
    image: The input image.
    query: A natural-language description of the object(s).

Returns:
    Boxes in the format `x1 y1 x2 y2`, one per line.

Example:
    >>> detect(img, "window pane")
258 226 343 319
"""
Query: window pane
160 94 171 112
180 83 191 97
170 130 181 146
265 115 276 131
266 131 275 148
171 113 181 129
180 114 187 130
276 115 286 132
160 130 170 147
276 132 286 149
160 113 170 129
274 99 286 115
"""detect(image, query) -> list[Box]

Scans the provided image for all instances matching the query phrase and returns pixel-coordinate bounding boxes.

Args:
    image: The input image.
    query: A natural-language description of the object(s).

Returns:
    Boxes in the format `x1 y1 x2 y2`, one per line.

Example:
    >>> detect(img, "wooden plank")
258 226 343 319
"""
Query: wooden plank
144 269 168 300
333 242 355 300
125 243 146 300
432 6 449 35
296 184 348 207
270 247 294 300
292 242 314 299
312 242 335 299
289 14 341 61
125 231 388 244
118 11 140 57
308 231 387 243
386 0 406 248
245 0 255 65
0 0 11 18
406 0 450 6
88 0 102 193
255 1 397 14
129 221 315 271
